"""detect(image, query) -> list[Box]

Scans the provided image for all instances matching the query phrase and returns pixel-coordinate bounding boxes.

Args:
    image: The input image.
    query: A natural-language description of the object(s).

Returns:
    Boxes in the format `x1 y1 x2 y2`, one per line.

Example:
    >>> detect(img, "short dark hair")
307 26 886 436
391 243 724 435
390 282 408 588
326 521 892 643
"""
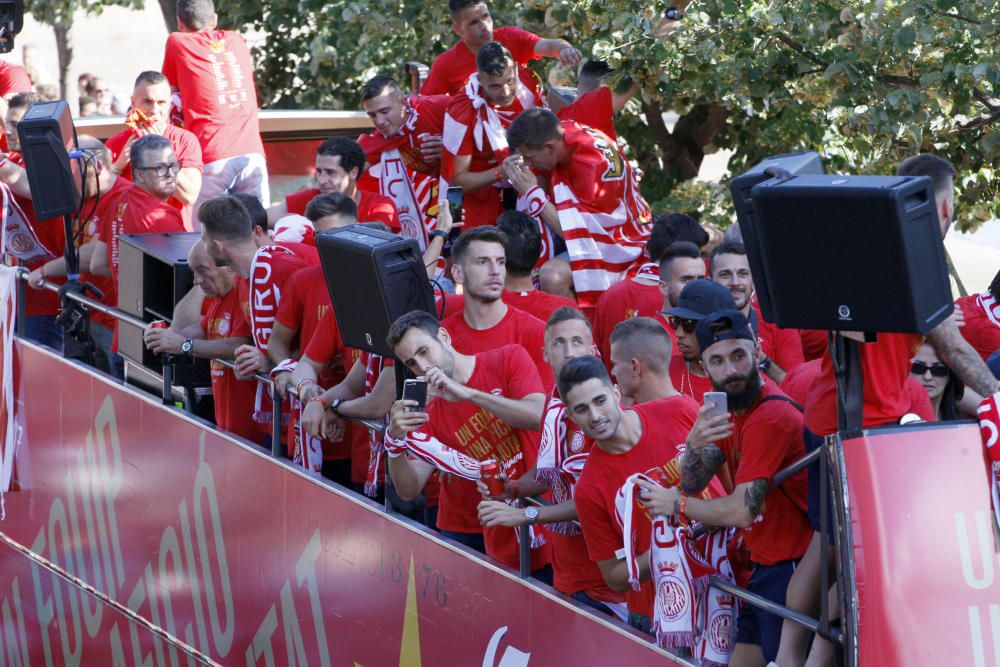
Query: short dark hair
658 213 709 248
476 41 513 77
305 191 358 224
360 221 392 233
708 241 747 275
897 153 956 194
451 225 508 266
609 316 672 374
199 195 253 242
177 0 215 29
546 306 591 332
134 70 168 89
646 216 678 263
130 134 173 168
231 194 268 233
361 75 403 103
386 310 441 351
658 241 702 277
448 0 487 18
557 355 612 402
507 108 563 151
8 92 46 113
316 137 367 177
497 211 541 277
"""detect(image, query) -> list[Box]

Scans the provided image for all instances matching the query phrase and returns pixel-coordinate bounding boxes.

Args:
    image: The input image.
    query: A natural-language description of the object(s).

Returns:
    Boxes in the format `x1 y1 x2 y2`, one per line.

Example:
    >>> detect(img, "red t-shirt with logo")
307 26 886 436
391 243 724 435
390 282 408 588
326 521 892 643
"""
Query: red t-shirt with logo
161 29 264 163
804 333 923 435
99 186 186 285
716 382 811 565
559 87 616 140
10 152 65 317
200 288 258 440
105 124 204 229
420 344 547 570
443 304 552 391
574 396 699 618
420 26 541 96
956 294 1000 361
79 176 133 329
501 289 577 325
593 277 665 368
284 187 401 233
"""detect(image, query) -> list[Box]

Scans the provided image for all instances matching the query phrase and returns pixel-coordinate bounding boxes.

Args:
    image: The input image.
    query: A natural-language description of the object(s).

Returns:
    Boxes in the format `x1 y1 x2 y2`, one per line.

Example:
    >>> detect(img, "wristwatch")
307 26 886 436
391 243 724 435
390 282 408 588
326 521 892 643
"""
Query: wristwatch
524 506 540 524
758 356 773 373
329 398 344 417
181 339 194 357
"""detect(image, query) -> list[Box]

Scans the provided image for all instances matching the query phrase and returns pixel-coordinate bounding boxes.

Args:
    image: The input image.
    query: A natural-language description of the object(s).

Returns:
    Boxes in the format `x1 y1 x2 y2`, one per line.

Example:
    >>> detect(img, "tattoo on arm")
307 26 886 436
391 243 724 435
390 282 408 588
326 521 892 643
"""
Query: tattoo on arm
743 478 769 518
680 444 726 495
927 320 999 397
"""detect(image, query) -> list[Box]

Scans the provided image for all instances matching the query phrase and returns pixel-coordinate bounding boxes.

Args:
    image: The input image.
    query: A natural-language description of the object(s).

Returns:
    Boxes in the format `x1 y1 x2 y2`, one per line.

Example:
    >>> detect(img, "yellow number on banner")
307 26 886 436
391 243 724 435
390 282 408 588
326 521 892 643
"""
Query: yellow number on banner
585 128 624 182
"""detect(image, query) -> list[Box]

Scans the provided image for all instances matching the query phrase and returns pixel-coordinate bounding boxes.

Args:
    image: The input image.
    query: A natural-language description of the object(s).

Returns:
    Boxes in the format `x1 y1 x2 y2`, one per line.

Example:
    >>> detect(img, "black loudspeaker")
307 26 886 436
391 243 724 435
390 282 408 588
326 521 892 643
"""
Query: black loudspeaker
750 174 953 334
317 224 435 357
16 100 79 219
730 151 825 323
117 232 210 385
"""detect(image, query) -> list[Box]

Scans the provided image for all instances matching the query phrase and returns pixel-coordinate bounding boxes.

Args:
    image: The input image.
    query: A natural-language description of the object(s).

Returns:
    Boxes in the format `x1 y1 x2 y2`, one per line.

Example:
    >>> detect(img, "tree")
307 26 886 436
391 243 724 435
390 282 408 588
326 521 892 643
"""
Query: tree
215 0 1000 231
27 0 143 101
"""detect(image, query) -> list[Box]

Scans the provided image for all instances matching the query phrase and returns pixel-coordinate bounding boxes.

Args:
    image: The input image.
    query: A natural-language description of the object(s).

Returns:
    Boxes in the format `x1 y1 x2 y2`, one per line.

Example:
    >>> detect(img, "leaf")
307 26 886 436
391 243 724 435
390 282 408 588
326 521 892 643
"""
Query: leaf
893 27 916 50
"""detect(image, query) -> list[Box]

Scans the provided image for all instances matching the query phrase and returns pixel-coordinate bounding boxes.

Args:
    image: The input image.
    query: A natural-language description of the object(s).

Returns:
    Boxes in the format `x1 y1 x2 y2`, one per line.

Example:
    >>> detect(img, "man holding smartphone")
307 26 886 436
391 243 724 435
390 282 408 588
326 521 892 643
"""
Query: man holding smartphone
636 310 811 665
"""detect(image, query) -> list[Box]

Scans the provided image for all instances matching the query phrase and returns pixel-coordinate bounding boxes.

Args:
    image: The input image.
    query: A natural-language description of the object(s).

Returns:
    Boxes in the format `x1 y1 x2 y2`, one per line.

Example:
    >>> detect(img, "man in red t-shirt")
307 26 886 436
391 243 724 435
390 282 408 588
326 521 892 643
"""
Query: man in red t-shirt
266 137 399 232
384 310 549 573
478 307 626 616
0 92 66 350
955 271 1000 361
25 136 130 376
359 75 448 249
420 0 580 96
549 60 640 141
497 211 575 318
442 225 552 389
143 240 257 440
709 241 804 383
591 222 680 369
664 279 737 403
163 0 267 207
609 316 686 406
105 71 203 230
505 109 652 313
638 310 811 664
563 356 699 633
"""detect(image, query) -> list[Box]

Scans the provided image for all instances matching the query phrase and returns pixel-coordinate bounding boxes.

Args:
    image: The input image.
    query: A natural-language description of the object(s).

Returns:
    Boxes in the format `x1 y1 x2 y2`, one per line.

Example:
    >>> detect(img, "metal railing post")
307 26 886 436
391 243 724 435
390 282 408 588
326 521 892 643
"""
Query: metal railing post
15 269 27 338
518 524 531 579
271 382 282 458
161 356 175 405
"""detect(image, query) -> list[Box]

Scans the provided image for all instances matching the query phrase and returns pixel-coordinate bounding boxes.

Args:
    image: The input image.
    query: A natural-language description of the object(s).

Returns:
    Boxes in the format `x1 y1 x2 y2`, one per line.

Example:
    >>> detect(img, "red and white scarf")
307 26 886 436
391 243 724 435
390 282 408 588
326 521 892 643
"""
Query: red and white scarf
536 391 587 535
364 353 391 497
384 430 483 481
635 262 660 282
695 528 736 667
977 291 1000 329
978 391 1000 534
0 183 55 263
0 266 18 514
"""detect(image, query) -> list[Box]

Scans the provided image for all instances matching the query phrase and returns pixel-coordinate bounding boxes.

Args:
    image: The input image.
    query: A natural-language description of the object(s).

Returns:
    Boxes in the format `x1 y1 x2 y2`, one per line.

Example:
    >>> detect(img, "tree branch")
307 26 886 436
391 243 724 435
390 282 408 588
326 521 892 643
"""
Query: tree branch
773 31 829 69
973 87 1000 112
934 10 980 25
958 109 1000 132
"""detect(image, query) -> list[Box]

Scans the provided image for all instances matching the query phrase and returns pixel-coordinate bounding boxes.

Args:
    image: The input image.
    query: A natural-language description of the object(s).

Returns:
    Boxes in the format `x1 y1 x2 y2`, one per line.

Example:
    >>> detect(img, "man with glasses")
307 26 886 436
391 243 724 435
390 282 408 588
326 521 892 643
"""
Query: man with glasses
663 280 737 403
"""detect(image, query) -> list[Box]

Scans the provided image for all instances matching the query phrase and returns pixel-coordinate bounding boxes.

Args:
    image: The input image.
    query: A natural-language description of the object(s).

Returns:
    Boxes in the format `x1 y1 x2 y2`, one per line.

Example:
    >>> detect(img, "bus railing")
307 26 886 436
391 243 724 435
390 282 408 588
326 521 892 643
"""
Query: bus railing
9 266 848 661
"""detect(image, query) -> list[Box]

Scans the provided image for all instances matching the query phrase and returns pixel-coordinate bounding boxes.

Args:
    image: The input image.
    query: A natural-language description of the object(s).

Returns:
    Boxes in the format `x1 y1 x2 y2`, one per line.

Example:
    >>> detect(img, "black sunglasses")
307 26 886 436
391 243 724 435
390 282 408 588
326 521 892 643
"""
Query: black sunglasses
667 315 698 334
910 361 949 378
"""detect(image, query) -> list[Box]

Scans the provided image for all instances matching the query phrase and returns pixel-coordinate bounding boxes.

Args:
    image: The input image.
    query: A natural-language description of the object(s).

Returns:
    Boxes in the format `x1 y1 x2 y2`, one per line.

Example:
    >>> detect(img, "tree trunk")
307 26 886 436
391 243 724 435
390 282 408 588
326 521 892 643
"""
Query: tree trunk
157 0 178 33
53 21 73 102
642 98 728 182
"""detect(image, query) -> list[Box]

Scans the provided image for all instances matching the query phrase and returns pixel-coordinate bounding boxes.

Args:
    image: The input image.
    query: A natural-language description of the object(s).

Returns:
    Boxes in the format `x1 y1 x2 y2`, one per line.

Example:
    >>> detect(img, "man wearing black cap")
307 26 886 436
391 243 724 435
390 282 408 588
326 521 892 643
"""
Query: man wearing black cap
636 309 811 666
662 279 738 402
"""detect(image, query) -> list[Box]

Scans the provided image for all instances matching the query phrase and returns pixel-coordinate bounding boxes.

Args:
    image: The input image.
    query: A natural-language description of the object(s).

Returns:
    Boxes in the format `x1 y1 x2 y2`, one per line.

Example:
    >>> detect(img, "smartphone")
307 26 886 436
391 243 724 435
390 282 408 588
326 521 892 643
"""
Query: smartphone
703 391 728 419
402 378 428 412
446 186 463 224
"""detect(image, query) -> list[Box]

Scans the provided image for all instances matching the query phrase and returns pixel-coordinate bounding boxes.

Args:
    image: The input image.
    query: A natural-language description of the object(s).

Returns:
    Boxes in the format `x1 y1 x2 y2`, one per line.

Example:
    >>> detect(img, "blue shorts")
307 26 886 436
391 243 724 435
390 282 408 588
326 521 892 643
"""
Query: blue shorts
735 560 797 661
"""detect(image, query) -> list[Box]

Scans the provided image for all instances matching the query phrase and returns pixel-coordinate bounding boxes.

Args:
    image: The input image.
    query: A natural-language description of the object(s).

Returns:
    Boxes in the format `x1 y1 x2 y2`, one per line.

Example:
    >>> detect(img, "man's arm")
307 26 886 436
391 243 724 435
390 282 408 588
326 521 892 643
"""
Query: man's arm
265 201 289 227
501 155 562 236
533 38 583 68
337 364 396 420
0 158 32 198
449 154 501 194
610 82 640 114
170 285 207 331
172 167 202 206
267 321 299 367
926 318 1000 397
637 477 767 530
89 240 112 277
425 365 544 430
679 445 727 495
387 454 436 502
596 552 651 593
478 498 578 527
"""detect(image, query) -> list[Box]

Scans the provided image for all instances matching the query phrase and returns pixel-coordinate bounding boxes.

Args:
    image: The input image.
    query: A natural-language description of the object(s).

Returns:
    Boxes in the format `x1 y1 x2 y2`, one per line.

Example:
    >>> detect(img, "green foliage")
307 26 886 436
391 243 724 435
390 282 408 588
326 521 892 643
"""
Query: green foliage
28 0 143 26
216 0 1000 230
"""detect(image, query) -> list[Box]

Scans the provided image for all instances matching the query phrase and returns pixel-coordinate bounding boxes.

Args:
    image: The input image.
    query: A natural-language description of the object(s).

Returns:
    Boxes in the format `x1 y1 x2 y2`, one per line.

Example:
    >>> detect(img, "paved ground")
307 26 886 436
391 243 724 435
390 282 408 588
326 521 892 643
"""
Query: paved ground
4 5 998 290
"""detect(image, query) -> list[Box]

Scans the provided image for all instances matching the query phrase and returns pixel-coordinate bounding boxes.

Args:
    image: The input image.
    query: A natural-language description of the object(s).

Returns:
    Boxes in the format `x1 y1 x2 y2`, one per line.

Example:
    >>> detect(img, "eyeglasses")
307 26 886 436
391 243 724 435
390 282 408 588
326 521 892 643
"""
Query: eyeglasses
135 162 180 177
667 315 698 334
910 361 949 377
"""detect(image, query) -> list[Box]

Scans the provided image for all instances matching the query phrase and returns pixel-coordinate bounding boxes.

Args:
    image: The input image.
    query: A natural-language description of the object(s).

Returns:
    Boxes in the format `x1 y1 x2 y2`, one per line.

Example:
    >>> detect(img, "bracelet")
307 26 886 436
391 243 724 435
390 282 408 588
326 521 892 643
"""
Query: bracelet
296 378 316 397
429 229 447 241
307 396 327 409
678 495 691 527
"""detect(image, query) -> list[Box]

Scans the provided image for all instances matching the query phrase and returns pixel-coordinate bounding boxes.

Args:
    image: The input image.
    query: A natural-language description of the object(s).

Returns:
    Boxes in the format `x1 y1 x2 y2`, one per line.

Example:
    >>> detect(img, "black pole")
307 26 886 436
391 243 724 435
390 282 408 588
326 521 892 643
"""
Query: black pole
270 382 282 458
518 524 531 579
62 213 78 276
15 270 26 337
161 356 174 405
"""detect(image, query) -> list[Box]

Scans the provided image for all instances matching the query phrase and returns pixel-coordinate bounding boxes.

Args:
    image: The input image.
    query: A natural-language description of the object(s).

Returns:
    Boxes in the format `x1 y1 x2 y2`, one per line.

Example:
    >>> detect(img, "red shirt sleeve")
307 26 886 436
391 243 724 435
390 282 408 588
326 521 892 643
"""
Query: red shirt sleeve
162 35 178 87
733 405 802 485
172 128 204 170
419 52 451 96
285 188 320 216
495 26 541 65
303 310 343 365
275 267 309 330
358 191 401 232
503 345 545 398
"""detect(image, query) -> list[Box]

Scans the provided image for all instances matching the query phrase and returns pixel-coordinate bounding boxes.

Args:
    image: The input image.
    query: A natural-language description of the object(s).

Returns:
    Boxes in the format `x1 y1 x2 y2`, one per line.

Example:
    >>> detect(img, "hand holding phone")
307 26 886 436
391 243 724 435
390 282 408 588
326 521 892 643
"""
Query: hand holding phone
402 378 428 412
703 392 728 420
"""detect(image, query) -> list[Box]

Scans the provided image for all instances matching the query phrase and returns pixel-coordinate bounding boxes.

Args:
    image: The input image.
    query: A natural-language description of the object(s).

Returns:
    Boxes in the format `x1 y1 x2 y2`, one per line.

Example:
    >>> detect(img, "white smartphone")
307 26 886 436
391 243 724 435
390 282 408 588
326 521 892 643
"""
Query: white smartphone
703 391 728 419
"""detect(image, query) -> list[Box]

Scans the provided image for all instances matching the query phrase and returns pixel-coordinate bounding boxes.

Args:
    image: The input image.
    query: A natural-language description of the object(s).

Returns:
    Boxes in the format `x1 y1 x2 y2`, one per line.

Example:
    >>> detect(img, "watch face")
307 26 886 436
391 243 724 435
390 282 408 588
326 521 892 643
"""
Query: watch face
182 340 193 352
525 506 540 522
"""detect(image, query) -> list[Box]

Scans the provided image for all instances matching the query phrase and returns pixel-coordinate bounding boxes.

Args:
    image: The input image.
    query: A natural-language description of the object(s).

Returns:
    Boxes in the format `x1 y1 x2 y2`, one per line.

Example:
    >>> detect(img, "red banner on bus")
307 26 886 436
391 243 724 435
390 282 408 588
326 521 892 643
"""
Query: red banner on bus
0 342 675 666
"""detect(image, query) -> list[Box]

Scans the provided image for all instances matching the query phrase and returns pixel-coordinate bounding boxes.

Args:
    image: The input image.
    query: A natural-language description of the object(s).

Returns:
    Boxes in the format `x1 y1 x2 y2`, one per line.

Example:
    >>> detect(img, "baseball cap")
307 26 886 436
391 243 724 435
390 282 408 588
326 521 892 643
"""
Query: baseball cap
695 309 755 354
664 280 736 320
